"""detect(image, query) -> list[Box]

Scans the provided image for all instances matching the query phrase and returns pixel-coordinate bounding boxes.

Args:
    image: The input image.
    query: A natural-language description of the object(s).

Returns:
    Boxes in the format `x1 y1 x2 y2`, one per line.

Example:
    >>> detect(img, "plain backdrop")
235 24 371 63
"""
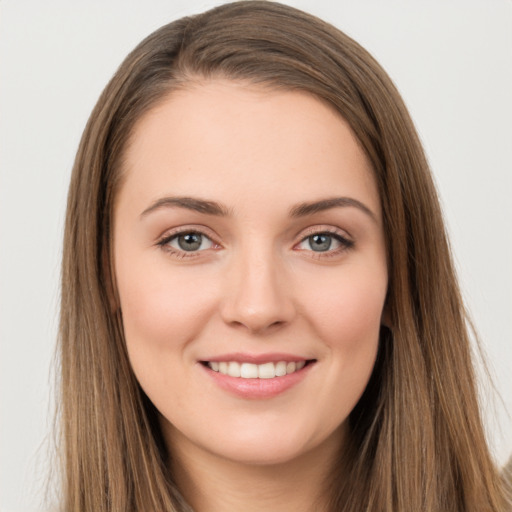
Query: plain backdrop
1 1 511 511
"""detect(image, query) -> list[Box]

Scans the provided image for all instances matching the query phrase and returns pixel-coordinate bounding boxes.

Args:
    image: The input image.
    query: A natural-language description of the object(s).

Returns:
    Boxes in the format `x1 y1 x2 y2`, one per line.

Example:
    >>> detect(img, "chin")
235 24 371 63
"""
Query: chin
164 413 347 469
213 437 310 466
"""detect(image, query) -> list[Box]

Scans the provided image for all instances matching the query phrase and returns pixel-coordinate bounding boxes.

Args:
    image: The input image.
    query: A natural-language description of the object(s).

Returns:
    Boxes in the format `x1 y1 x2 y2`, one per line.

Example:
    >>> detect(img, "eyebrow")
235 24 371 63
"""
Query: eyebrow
289 197 377 222
140 196 231 218
140 195 376 222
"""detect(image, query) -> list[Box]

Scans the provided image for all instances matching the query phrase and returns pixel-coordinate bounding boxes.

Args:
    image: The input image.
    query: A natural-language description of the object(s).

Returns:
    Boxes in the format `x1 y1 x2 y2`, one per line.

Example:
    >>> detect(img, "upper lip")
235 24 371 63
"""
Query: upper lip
200 352 314 364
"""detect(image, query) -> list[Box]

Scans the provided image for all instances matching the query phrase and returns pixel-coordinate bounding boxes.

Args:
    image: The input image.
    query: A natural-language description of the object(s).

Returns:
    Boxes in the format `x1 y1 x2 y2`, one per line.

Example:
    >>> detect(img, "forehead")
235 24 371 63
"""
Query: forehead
119 80 380 218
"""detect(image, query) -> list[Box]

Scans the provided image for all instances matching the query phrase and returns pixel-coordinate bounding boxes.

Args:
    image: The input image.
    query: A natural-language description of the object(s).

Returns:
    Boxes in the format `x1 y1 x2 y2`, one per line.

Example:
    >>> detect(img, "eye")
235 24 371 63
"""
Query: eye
159 231 215 253
302 233 335 252
296 231 354 254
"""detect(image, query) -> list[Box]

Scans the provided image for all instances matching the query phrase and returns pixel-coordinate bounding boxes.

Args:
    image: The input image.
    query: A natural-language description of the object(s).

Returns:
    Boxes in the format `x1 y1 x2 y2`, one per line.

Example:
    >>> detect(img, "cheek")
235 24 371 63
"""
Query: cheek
116 260 219 369
116 265 221 421
302 263 387 347
298 261 387 406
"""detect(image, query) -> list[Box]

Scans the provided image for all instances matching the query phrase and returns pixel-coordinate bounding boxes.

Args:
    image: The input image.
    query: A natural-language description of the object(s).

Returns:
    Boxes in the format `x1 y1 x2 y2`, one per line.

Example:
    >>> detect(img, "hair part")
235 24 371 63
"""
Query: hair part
59 2 508 510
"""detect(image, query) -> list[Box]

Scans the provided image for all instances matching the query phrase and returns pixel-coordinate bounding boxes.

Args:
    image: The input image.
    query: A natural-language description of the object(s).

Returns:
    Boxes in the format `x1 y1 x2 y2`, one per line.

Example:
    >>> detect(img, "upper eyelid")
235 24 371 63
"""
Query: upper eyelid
296 224 353 242
156 225 219 243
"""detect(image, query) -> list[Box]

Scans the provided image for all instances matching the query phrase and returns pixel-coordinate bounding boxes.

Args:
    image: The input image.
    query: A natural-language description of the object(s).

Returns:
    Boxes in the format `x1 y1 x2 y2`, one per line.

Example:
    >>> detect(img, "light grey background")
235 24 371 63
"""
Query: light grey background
1 1 511 511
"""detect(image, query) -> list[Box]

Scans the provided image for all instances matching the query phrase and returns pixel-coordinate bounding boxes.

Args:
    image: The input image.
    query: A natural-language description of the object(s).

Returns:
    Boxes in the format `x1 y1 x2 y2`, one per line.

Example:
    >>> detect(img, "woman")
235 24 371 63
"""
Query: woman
58 1 509 510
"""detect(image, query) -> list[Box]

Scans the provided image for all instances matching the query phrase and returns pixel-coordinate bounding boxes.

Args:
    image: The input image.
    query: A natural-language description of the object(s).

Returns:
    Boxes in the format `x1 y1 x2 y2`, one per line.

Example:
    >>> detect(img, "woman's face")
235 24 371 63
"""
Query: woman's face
114 81 388 467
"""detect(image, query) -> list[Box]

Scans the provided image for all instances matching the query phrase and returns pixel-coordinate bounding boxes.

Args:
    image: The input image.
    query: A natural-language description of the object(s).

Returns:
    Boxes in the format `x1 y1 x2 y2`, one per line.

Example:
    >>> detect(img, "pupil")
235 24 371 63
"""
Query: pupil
178 233 202 251
310 234 331 252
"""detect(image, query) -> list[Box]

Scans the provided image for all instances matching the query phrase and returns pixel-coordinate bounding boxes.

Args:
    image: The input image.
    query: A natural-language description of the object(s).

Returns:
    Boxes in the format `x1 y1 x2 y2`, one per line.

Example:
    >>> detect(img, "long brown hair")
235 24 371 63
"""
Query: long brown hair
59 1 508 510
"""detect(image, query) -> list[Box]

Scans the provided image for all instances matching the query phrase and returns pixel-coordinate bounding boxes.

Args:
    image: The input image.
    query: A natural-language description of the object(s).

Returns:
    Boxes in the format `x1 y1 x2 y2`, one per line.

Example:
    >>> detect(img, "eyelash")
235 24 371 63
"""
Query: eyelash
295 228 354 259
156 228 220 259
156 227 354 260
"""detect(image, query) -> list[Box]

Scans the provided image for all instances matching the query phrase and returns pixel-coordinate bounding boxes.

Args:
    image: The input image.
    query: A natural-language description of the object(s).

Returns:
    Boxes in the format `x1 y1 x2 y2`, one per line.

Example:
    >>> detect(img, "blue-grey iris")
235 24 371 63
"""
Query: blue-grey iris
178 233 202 251
309 234 332 252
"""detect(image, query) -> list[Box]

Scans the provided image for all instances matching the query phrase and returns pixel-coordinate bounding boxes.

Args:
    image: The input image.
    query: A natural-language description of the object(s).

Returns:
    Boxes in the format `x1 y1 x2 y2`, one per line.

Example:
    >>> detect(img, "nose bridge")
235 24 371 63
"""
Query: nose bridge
221 238 294 332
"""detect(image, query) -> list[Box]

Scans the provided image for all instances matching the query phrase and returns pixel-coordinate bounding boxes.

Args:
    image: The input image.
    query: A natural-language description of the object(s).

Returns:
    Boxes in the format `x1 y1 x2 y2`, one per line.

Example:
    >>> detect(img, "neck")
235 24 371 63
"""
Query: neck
167 427 345 512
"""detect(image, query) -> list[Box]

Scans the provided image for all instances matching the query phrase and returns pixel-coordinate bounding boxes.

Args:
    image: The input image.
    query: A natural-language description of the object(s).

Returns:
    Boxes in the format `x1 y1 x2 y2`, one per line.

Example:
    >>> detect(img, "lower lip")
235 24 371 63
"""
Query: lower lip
200 362 314 399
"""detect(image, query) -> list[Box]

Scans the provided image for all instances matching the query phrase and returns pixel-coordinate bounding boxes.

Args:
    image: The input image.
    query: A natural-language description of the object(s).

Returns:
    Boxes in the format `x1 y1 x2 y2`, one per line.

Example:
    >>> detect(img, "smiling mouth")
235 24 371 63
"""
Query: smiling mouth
201 360 316 379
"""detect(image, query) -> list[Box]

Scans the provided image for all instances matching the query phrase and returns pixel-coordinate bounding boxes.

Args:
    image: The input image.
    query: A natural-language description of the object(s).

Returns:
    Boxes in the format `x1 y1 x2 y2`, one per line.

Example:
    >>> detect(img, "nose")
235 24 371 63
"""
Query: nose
220 247 296 334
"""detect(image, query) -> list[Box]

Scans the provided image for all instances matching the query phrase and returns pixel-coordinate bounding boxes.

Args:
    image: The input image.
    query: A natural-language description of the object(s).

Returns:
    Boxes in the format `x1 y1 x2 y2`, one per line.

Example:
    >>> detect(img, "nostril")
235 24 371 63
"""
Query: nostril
226 317 289 334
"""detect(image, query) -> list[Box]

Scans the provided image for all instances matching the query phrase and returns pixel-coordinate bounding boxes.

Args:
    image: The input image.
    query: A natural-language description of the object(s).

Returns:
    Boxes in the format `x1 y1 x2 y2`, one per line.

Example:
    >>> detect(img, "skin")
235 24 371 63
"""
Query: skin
113 80 388 512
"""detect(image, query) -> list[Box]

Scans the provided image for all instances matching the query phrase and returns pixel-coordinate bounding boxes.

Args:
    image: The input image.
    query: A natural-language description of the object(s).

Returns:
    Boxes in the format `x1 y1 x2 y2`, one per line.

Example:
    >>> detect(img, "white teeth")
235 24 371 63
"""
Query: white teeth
240 363 258 378
258 362 275 379
207 360 308 379
275 361 287 377
227 361 241 377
